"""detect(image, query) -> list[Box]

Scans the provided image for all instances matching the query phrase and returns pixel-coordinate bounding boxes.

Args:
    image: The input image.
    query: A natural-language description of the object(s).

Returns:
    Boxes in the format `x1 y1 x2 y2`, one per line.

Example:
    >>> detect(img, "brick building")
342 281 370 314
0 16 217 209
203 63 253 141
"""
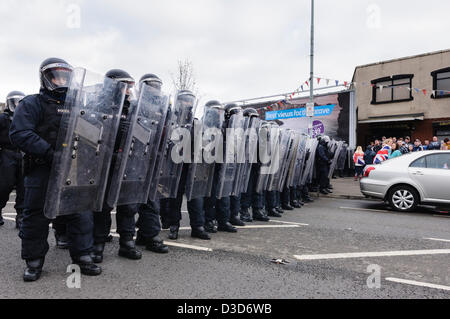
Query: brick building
352 49 450 147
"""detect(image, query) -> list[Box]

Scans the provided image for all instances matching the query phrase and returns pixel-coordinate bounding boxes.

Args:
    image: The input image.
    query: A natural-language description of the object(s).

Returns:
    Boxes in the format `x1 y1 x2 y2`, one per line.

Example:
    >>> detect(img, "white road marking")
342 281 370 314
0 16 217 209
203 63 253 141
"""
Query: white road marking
2 213 17 216
110 232 213 252
425 238 450 243
385 278 450 291
340 207 391 214
236 225 300 229
2 217 16 222
7 202 16 204
294 249 450 261
269 220 309 226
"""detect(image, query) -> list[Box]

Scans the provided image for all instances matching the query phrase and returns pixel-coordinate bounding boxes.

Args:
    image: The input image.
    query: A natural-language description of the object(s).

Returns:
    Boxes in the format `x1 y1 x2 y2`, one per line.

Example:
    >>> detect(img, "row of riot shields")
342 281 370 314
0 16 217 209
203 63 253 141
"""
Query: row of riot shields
43 67 348 219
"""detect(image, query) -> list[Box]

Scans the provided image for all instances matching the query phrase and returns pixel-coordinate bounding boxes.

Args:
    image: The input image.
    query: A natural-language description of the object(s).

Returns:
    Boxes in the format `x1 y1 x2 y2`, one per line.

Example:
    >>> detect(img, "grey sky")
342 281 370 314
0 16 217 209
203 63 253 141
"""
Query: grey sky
1 0 449 104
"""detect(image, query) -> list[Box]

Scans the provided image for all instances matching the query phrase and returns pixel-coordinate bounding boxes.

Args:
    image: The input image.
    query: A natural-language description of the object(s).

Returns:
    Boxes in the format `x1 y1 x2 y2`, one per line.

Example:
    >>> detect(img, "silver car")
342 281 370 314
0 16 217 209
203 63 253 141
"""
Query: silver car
360 151 450 212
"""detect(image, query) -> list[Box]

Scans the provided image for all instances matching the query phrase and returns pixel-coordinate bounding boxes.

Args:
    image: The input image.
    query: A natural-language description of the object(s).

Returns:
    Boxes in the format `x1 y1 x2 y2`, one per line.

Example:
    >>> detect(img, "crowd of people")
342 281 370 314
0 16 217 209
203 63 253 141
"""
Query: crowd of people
353 135 450 180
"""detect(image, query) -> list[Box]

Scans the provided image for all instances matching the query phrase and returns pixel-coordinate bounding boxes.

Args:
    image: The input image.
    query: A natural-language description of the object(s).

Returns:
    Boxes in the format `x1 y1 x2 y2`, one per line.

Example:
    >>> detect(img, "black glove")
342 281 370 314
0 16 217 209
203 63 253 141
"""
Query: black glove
45 148 55 165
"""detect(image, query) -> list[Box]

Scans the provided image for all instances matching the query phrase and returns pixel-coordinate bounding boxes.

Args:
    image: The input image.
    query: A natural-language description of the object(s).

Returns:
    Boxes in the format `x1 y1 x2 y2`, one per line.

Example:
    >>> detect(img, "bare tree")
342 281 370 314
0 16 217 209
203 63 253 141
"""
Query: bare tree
171 59 197 93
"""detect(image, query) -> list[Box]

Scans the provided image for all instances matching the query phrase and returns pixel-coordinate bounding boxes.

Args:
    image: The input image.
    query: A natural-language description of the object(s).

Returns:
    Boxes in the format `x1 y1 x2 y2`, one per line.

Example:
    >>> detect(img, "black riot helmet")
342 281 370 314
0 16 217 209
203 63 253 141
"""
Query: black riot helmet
139 74 163 91
105 69 135 100
205 100 223 109
224 103 242 121
243 108 259 118
6 91 25 113
39 58 73 94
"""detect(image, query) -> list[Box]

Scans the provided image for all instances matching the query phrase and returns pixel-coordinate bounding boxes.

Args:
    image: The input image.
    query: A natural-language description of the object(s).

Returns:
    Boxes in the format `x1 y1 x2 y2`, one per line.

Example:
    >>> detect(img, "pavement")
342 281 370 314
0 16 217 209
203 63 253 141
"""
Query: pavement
1 190 449 299
311 176 367 200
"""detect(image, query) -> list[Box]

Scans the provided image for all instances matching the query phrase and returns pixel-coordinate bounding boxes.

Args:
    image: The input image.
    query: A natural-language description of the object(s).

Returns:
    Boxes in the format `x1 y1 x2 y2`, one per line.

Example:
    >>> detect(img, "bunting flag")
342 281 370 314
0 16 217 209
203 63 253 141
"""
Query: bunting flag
317 78 321 85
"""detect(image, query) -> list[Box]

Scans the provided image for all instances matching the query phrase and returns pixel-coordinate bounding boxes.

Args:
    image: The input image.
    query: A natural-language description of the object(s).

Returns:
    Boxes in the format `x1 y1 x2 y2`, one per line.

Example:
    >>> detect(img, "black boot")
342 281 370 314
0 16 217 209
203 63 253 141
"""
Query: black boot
23 259 44 282
319 189 329 195
275 207 285 215
291 200 302 209
267 208 282 218
72 255 102 276
168 225 179 240
204 221 218 233
282 204 294 211
240 208 253 223
326 188 334 194
230 216 245 227
191 227 211 240
0 215 4 226
55 232 70 250
217 222 238 233
119 240 142 260
253 209 270 222
91 243 105 264
135 233 145 246
146 236 169 254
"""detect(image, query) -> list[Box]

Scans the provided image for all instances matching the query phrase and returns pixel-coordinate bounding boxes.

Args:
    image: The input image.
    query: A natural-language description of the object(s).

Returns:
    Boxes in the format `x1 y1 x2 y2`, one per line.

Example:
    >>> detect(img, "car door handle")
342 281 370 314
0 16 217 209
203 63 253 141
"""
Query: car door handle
412 171 425 176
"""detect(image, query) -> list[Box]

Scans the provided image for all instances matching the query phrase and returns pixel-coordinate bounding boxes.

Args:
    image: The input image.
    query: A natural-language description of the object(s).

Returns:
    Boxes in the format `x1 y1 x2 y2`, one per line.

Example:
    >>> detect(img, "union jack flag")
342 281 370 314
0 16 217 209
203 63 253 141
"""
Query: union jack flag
353 153 365 166
374 146 391 164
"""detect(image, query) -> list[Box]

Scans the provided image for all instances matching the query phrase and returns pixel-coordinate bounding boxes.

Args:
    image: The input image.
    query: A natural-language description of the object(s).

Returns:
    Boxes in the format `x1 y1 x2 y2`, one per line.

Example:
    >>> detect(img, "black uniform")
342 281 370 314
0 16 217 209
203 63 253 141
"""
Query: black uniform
0 109 24 227
316 139 331 193
10 90 98 277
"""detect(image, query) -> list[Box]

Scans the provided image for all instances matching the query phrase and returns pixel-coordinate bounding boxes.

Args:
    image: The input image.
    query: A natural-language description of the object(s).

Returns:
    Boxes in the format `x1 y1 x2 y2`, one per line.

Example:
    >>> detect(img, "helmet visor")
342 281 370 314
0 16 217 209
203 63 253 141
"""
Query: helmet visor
42 64 73 91
6 95 24 112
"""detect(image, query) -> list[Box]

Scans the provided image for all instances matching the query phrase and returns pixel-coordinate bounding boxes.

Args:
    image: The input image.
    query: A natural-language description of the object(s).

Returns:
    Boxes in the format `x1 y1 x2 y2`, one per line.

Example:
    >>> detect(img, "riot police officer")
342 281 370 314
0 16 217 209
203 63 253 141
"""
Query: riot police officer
92 69 143 263
316 136 332 195
0 91 25 228
10 58 101 282
240 115 270 223
204 102 238 233
134 74 170 254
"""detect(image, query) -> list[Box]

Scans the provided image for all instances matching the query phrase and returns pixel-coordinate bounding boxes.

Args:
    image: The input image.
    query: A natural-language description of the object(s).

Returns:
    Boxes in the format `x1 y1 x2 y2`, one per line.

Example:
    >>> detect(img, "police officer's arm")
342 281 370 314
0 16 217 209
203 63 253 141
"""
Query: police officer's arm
9 98 53 159
0 114 10 146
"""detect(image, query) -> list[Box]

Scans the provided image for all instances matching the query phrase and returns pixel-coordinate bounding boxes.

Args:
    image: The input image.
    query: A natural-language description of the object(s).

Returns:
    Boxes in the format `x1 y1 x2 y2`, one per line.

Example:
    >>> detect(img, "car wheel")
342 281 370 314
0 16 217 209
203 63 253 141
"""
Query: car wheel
388 186 419 212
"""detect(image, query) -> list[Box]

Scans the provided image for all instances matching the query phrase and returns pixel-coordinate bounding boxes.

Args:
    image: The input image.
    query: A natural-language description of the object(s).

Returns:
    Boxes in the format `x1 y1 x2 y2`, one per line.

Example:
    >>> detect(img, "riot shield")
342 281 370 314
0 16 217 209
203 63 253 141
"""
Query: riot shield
267 129 291 192
44 68 126 219
300 138 319 186
153 91 197 200
231 112 251 197
290 134 308 188
285 133 301 189
215 110 245 199
328 141 345 179
185 105 225 201
238 116 261 194
106 84 170 207
255 123 279 194
279 131 299 192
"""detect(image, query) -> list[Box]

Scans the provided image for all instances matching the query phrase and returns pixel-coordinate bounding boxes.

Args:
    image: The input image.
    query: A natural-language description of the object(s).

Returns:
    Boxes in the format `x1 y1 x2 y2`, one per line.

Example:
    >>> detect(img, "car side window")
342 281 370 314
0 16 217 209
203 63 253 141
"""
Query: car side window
425 154 450 170
410 156 426 168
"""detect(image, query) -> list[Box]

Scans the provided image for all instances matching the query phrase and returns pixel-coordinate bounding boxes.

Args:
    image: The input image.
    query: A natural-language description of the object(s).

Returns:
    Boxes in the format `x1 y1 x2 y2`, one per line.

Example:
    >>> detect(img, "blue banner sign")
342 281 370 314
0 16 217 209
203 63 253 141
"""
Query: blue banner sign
265 104 336 121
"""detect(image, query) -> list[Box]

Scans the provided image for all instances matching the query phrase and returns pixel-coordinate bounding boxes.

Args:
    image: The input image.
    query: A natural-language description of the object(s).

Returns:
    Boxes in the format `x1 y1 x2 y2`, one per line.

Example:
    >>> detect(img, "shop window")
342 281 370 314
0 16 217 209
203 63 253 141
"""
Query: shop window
371 75 414 105
431 67 450 99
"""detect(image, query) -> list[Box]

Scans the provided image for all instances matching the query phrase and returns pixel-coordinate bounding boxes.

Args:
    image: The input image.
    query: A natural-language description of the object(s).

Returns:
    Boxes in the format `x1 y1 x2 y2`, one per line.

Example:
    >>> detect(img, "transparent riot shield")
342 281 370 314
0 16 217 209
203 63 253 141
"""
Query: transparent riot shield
231 112 248 197
44 68 126 219
290 134 308 188
215 110 245 199
255 124 280 194
284 133 301 190
106 84 170 207
238 116 261 194
185 106 225 201
267 129 291 192
328 141 345 179
153 91 197 200
301 138 319 186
